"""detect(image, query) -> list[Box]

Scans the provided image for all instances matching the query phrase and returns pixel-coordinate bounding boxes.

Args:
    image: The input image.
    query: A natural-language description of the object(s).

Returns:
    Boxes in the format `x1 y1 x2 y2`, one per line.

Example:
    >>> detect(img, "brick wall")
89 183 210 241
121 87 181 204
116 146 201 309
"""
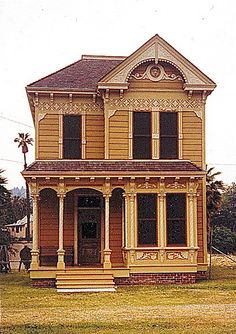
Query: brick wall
31 279 56 288
114 273 197 285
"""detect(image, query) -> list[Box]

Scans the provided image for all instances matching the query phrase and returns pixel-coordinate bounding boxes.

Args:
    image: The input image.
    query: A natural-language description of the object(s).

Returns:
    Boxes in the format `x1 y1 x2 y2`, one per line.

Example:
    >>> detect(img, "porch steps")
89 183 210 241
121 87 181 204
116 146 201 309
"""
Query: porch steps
56 270 116 292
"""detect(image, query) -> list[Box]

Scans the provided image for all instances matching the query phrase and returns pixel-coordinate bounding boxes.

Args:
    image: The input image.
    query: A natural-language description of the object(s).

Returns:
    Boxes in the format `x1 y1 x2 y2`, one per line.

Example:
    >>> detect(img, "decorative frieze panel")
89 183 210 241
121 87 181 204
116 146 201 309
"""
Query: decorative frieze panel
108 98 203 119
35 101 103 115
166 251 188 260
166 181 186 190
136 251 158 261
137 182 157 189
131 64 183 82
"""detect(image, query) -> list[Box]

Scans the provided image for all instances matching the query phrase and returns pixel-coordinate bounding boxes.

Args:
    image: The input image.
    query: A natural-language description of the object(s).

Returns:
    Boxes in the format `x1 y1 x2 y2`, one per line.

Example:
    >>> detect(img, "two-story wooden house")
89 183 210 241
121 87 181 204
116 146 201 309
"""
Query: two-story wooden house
23 35 215 291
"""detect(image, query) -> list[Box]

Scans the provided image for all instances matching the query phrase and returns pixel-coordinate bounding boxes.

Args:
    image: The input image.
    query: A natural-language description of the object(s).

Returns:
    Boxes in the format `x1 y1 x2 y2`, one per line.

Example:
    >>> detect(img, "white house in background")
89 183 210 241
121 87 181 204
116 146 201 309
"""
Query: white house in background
6 215 33 240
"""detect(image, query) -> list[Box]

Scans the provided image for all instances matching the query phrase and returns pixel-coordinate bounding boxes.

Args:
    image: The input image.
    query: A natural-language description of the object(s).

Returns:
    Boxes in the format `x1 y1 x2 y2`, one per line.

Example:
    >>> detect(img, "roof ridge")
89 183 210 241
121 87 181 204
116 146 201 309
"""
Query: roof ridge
81 55 126 60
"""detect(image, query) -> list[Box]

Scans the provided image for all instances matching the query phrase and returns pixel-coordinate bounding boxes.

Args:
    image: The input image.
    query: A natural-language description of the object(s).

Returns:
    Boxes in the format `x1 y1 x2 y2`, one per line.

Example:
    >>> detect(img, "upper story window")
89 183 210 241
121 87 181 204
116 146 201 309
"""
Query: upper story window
137 193 157 245
166 193 186 246
160 112 178 159
63 115 81 159
133 112 151 159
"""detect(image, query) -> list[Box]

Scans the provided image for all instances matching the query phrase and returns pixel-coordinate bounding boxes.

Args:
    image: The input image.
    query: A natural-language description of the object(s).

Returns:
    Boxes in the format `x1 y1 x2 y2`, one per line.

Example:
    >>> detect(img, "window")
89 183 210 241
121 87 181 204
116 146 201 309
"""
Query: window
63 115 81 159
160 112 178 159
137 194 157 245
166 193 186 246
133 112 151 159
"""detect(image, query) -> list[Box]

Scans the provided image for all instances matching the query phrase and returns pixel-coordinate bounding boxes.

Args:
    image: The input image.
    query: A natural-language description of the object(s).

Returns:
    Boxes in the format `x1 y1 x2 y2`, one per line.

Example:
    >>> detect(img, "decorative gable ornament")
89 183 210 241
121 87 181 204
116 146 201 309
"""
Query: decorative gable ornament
98 34 216 93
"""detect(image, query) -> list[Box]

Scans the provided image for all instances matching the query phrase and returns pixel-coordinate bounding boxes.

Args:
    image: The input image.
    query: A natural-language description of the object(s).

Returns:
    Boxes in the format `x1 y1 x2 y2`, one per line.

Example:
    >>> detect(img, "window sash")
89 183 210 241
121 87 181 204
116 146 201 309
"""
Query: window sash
63 116 81 159
137 194 157 246
133 112 151 159
166 193 186 246
160 112 178 159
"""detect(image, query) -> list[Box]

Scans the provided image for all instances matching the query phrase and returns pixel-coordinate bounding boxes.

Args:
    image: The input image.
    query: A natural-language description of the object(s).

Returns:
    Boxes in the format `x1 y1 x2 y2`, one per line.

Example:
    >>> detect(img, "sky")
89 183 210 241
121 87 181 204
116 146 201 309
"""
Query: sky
0 0 236 189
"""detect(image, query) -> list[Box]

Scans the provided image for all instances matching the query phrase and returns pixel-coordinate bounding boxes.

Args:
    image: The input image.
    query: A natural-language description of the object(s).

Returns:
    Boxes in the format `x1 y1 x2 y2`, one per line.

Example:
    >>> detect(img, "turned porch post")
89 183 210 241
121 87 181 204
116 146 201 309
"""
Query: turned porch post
57 193 65 269
103 193 112 268
30 194 39 270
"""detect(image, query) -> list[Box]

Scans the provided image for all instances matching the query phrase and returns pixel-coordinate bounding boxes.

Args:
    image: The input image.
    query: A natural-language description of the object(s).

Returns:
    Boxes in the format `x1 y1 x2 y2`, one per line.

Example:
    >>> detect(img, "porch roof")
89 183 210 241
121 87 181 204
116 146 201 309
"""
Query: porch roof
23 160 203 177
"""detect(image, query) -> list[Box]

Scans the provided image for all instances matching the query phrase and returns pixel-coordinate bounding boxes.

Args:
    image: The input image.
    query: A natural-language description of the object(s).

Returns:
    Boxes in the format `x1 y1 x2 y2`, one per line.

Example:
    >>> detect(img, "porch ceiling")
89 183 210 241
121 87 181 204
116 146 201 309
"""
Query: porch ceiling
22 160 204 178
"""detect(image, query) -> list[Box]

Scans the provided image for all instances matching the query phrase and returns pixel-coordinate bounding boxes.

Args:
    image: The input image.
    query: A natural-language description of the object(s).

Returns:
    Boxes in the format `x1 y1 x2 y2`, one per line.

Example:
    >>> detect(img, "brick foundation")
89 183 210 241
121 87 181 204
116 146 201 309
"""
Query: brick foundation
31 279 56 288
114 272 197 285
196 271 208 280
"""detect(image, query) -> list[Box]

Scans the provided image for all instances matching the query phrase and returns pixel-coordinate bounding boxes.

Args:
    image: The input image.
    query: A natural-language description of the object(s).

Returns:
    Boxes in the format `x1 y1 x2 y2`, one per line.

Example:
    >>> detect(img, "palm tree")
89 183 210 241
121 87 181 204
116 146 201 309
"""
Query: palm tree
14 133 33 241
14 133 33 169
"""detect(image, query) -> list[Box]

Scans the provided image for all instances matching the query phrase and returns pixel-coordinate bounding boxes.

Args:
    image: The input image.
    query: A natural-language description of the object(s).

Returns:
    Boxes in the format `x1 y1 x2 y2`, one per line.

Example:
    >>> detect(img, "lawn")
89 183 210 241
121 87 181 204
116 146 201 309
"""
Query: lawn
1 256 236 334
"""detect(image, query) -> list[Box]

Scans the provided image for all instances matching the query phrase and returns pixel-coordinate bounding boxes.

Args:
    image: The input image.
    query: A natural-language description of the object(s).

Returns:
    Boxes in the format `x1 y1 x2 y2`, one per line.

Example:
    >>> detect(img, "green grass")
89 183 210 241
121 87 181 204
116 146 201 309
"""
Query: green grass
1 258 236 334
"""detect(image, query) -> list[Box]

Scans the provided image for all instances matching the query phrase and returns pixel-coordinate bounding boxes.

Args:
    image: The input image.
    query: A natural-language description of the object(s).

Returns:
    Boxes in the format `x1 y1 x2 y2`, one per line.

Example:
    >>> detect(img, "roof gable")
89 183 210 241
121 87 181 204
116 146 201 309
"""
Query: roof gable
98 34 216 92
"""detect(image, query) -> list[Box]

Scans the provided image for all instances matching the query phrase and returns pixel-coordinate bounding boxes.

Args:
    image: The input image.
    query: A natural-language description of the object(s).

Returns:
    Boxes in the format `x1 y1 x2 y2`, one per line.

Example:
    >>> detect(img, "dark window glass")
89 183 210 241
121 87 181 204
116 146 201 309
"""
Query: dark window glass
78 196 101 208
82 222 97 239
133 112 151 159
63 116 81 159
166 193 186 246
160 112 178 159
138 194 157 245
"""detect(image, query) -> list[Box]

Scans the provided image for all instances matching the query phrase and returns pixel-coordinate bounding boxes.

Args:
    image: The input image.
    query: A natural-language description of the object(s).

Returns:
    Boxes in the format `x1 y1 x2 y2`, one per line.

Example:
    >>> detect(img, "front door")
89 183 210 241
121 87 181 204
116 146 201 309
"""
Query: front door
78 196 101 265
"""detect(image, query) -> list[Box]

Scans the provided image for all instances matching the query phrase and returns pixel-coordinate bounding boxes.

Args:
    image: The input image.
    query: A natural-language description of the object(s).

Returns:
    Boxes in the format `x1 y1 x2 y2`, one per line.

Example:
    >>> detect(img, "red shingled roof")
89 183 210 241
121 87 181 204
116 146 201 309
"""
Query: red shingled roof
27 56 125 90
24 160 202 175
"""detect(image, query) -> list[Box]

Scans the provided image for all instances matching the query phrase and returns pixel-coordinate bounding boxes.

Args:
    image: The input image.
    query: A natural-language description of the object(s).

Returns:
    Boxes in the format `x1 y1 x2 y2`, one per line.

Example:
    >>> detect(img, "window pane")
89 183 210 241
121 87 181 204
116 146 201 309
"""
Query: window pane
78 196 101 208
133 112 151 135
160 137 178 159
167 193 186 218
138 194 156 218
63 139 81 159
167 219 186 245
138 219 156 245
133 136 151 159
63 116 81 138
137 194 157 245
160 112 177 135
166 193 186 245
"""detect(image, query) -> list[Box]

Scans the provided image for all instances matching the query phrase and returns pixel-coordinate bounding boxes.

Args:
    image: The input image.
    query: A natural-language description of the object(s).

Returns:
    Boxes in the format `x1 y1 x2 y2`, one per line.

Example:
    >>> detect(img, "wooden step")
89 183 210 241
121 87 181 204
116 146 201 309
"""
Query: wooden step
56 270 116 292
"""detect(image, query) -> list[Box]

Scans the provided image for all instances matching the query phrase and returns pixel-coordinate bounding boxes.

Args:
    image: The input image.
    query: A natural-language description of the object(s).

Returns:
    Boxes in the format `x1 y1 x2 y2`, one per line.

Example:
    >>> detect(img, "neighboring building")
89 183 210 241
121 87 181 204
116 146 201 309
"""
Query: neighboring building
23 35 215 291
5 215 33 240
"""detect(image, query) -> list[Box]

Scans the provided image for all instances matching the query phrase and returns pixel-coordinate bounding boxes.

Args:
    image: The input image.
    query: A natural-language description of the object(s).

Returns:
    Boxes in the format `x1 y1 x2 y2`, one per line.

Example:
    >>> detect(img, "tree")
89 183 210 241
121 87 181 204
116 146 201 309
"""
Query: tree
14 133 33 241
206 167 224 244
0 169 13 246
11 195 31 222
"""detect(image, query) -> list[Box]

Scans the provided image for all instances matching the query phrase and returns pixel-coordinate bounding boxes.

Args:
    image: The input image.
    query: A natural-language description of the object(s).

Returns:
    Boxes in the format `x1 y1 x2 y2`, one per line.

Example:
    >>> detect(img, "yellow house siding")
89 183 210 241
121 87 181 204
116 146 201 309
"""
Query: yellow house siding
38 113 59 159
85 114 104 159
182 111 202 167
109 111 129 159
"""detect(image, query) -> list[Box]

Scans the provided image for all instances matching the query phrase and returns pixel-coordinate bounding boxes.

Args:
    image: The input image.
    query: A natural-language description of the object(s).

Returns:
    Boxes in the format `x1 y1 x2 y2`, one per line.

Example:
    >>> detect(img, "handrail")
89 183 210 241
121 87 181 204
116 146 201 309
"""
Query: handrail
212 246 236 264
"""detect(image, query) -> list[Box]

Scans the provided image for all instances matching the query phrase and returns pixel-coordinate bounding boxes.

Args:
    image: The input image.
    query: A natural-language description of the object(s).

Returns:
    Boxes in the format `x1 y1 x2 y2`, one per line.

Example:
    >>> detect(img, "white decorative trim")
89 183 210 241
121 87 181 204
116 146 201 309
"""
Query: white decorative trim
166 251 188 260
131 64 183 82
36 101 103 115
136 251 158 261
108 98 203 119
166 181 186 189
37 112 47 122
137 182 157 189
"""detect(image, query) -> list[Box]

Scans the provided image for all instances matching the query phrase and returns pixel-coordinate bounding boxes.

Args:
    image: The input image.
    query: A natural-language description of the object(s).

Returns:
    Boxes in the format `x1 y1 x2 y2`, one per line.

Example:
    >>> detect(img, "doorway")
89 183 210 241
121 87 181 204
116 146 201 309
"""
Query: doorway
78 195 101 265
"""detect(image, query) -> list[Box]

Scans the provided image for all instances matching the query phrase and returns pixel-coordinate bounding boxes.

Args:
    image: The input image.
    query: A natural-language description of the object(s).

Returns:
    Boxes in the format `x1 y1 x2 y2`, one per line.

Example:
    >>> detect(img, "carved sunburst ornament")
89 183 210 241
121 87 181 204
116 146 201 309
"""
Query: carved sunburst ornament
132 64 183 82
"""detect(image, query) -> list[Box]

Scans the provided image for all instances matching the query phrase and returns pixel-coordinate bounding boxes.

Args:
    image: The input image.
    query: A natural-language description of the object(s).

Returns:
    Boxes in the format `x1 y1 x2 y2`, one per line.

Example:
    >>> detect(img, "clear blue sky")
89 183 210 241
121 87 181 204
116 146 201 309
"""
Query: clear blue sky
0 0 235 188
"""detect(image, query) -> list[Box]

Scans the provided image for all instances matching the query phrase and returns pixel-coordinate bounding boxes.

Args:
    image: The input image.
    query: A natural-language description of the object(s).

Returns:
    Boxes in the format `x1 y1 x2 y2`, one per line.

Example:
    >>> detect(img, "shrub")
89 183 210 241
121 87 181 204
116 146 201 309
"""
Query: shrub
212 226 236 254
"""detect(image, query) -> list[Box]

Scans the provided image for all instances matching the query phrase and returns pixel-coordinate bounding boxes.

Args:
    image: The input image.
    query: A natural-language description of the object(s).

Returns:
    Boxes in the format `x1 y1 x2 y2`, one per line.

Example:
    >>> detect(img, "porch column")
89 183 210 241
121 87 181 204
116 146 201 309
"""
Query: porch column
103 193 112 268
158 191 166 263
30 194 39 270
57 194 65 269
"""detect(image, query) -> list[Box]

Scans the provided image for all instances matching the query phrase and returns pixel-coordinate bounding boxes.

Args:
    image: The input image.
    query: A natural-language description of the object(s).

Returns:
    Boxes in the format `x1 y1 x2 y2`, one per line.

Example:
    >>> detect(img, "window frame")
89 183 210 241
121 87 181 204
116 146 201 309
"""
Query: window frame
159 112 178 159
133 111 152 159
166 193 187 247
137 193 158 246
